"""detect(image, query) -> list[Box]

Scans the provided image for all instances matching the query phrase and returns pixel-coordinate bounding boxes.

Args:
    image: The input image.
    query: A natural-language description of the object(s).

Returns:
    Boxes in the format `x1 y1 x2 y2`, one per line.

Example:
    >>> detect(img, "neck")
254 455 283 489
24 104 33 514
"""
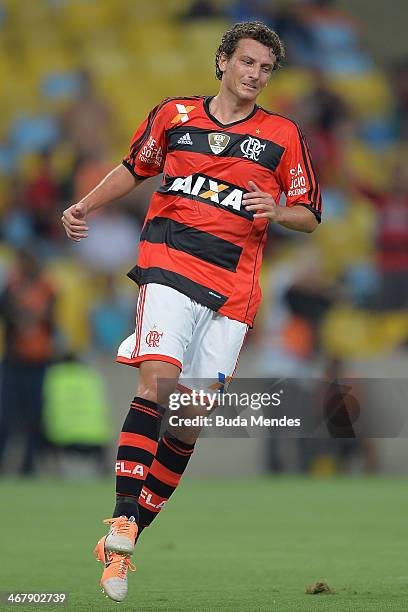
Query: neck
209 85 256 124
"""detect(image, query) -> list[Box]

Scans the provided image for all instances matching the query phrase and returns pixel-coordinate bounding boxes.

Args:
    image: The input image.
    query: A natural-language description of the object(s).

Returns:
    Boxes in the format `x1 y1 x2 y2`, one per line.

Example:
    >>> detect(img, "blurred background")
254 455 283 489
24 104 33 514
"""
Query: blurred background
0 0 407 480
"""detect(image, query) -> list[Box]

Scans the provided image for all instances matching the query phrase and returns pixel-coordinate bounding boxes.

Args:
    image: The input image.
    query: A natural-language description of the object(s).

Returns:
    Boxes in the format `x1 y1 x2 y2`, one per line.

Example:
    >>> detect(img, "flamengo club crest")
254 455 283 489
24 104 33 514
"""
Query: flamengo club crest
240 136 266 161
208 133 231 154
146 329 163 348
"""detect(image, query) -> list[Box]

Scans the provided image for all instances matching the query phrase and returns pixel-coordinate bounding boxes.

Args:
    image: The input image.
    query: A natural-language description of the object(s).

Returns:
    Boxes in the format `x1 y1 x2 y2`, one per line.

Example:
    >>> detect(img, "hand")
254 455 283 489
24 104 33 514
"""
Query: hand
61 201 89 241
243 181 281 222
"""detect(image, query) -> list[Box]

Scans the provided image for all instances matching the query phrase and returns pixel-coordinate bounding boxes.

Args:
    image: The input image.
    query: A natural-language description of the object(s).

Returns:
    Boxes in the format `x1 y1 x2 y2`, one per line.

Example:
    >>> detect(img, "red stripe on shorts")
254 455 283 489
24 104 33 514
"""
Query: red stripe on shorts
133 285 147 358
116 354 182 370
131 286 142 359
139 285 147 354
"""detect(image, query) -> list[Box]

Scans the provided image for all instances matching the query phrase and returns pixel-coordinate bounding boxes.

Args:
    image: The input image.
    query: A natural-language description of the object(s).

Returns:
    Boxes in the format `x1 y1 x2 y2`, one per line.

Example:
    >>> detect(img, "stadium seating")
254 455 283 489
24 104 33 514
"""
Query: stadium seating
0 0 405 361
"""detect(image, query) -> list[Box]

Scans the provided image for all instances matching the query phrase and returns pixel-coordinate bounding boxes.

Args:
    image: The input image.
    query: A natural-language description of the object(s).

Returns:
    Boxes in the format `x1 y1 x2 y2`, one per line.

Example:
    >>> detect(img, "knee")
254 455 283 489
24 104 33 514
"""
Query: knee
136 378 160 404
136 377 175 408
136 363 180 406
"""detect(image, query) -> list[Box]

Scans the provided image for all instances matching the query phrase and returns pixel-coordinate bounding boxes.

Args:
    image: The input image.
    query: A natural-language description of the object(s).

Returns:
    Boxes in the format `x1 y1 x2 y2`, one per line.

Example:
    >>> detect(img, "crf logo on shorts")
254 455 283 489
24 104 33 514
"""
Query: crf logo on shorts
145 330 163 347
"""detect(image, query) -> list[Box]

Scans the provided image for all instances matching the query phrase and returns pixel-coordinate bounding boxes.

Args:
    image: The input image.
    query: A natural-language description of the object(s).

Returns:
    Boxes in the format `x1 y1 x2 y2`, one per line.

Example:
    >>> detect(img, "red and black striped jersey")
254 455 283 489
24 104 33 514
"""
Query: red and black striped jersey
123 96 322 326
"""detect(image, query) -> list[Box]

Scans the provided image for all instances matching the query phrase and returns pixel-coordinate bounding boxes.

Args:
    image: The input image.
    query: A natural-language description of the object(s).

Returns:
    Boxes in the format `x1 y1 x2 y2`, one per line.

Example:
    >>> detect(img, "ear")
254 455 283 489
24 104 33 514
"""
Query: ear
218 52 228 76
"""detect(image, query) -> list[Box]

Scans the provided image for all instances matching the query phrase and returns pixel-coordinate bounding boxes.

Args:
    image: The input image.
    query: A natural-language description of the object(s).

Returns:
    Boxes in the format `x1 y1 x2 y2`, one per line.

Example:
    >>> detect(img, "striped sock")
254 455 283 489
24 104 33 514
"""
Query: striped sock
113 397 164 520
137 432 195 530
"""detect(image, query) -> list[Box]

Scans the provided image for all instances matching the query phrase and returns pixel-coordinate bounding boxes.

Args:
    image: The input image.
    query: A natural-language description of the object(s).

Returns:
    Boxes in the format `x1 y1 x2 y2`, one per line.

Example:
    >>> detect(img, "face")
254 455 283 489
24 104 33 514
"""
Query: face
218 38 276 102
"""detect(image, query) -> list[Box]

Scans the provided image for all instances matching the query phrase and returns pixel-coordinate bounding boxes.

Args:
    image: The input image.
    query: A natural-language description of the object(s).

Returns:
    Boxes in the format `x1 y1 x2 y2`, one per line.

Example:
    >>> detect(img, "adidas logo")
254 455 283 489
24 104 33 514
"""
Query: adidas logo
177 132 193 145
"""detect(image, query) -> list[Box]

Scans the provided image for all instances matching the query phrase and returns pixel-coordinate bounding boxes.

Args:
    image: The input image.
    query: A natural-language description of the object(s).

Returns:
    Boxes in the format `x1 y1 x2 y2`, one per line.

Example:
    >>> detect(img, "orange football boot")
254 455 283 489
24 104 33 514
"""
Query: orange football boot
103 515 138 555
94 536 136 602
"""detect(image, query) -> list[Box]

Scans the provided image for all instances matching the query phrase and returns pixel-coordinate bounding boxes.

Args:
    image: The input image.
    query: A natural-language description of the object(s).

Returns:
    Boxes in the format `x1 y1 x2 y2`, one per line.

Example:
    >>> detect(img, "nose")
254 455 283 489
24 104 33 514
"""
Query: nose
248 64 260 81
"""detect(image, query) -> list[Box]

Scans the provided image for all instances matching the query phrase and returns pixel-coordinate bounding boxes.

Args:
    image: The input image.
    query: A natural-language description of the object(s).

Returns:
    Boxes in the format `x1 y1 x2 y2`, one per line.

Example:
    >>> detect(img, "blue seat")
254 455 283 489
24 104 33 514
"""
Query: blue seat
41 71 82 100
10 114 60 154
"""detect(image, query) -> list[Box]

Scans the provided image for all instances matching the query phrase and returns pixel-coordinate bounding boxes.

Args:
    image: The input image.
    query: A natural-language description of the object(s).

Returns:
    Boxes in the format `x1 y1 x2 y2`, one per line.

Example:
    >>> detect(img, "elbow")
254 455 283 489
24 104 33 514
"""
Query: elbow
295 204 320 233
306 219 319 233
307 208 320 233
302 217 319 233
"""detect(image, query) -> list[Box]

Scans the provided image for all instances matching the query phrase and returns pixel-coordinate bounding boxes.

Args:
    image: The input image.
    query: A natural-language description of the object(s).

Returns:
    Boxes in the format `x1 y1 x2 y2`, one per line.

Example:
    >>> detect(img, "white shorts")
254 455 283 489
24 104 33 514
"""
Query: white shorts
117 283 248 389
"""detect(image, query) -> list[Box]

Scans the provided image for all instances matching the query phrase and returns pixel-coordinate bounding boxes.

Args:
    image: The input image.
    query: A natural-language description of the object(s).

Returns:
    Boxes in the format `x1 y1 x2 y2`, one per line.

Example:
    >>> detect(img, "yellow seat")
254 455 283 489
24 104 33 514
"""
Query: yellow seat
330 71 393 119
314 195 376 279
47 259 96 353
345 140 390 191
322 306 408 358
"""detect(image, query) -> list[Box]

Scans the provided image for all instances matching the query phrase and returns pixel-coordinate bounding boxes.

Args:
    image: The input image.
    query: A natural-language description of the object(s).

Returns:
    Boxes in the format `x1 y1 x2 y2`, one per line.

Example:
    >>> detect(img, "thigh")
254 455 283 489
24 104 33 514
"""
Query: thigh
117 283 195 370
167 313 247 442
180 308 248 391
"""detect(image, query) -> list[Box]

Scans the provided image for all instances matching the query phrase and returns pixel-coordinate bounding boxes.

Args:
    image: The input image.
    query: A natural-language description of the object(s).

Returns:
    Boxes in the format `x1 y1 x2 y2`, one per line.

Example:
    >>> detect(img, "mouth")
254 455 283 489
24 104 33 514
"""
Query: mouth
241 82 258 92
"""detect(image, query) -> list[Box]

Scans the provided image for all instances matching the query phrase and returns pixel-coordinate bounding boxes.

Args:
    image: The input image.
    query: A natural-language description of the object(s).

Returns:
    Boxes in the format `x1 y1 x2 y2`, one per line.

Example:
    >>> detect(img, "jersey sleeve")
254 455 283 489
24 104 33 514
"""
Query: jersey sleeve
122 101 168 179
275 123 322 223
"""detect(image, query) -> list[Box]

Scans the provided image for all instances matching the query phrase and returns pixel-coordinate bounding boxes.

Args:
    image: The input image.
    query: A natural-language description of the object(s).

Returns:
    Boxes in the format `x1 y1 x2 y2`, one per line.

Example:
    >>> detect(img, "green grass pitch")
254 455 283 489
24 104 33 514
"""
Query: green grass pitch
1 476 407 611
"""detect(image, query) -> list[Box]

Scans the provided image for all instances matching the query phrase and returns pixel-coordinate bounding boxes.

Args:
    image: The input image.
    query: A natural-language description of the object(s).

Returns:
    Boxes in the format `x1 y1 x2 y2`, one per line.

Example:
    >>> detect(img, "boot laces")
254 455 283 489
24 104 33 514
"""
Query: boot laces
117 556 136 579
103 516 135 537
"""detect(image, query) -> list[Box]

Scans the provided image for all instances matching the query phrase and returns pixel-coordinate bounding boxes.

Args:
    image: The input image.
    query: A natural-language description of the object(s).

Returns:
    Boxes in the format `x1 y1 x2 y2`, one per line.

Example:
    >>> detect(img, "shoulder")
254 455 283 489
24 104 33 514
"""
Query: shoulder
160 95 205 105
153 95 205 116
257 106 303 136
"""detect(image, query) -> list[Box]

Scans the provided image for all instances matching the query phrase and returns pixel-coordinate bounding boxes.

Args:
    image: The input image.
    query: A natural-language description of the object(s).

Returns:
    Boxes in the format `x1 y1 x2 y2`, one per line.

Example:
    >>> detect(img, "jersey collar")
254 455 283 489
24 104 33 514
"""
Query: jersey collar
204 96 259 128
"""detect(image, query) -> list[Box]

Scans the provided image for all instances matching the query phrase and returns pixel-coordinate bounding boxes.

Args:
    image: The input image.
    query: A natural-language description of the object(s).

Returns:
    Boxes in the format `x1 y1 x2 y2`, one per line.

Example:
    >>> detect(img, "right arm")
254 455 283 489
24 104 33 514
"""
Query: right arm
62 164 143 242
62 99 169 241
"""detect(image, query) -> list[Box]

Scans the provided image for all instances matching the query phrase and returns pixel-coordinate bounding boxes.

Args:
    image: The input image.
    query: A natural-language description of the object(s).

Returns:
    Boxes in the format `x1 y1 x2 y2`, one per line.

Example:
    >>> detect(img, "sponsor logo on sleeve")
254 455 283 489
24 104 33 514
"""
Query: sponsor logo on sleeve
288 163 307 196
171 104 195 124
139 135 163 166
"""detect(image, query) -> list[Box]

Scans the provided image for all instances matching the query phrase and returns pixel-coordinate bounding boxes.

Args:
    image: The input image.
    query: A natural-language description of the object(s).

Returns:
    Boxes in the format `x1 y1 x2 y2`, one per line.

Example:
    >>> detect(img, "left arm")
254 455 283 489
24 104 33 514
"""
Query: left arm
243 121 322 232
243 181 319 233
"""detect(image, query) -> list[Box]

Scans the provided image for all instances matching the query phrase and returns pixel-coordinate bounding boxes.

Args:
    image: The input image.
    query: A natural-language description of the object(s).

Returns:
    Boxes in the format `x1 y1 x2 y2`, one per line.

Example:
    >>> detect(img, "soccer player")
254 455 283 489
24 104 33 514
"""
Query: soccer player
62 22 321 602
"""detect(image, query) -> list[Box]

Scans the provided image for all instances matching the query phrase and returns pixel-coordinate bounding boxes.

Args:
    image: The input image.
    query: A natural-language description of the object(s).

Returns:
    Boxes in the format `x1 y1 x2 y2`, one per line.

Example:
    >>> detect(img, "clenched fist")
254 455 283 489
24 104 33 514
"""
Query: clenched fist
61 202 89 241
